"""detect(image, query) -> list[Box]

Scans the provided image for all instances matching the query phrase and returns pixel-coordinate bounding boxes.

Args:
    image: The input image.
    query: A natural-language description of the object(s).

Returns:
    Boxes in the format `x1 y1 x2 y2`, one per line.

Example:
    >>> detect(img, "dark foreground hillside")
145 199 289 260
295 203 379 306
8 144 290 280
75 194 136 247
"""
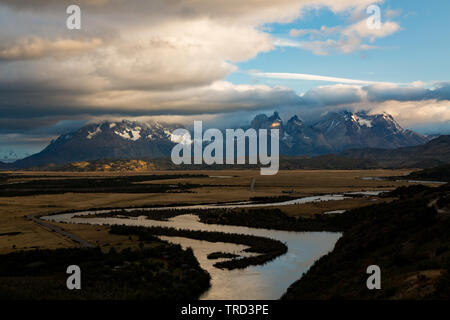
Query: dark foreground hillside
404 164 450 182
283 184 450 300
342 135 450 168
0 242 210 300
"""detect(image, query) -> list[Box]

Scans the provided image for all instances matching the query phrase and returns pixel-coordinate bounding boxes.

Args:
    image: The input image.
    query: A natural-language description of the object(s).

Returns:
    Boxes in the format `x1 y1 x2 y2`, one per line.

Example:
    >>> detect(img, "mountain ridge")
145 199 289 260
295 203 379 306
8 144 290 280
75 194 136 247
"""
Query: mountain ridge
342 135 450 168
6 110 433 169
21 137 450 172
249 110 428 156
13 120 182 168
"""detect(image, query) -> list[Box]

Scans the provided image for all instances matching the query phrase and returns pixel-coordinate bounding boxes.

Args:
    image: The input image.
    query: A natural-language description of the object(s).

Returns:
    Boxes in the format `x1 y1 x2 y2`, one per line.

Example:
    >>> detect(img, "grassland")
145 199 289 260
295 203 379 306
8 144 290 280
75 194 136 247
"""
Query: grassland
0 168 447 301
0 169 434 254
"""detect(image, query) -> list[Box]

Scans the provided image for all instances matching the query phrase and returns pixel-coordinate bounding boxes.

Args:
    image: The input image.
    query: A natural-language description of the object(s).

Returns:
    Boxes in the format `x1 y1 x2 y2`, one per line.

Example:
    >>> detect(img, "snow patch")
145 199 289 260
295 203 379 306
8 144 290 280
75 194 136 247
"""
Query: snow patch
114 126 142 141
170 132 192 145
357 118 372 128
351 115 372 127
86 127 102 139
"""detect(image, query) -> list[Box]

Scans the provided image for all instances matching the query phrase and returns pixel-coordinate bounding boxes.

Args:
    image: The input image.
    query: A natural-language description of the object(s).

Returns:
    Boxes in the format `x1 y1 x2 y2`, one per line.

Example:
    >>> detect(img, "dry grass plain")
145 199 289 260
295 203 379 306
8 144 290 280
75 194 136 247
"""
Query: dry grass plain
0 169 436 254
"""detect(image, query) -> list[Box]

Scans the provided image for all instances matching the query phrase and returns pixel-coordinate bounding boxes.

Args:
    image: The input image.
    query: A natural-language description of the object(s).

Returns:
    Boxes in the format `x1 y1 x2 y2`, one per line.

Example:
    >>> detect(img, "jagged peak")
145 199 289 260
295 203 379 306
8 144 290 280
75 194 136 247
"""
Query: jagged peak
61 119 180 142
269 111 281 120
287 115 304 125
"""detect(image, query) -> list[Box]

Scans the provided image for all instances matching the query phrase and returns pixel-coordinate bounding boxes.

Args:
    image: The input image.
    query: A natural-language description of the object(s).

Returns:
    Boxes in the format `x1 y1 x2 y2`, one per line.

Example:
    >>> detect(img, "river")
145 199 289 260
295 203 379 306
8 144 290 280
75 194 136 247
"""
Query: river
42 192 383 299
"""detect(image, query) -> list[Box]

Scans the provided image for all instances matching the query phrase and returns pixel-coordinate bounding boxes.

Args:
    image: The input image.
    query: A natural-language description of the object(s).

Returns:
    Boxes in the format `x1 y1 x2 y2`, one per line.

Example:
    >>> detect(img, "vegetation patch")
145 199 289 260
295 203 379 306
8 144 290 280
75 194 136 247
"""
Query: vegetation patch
207 252 240 260
0 174 206 196
75 208 184 221
109 225 287 270
0 242 210 300
401 164 450 182
282 183 450 300
0 232 21 237
196 208 354 232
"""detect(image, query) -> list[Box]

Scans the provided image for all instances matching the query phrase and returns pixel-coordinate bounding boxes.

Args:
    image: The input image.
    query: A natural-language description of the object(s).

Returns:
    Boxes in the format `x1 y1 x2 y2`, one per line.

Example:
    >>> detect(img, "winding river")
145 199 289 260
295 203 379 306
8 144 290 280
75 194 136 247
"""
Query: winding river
42 192 381 299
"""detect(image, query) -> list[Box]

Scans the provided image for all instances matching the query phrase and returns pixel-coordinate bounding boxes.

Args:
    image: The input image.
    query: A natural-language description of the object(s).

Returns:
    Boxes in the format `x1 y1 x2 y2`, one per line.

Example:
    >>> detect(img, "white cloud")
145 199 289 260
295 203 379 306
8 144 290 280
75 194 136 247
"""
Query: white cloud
342 19 400 41
251 72 402 85
288 6 400 55
1 0 389 119
0 0 442 138
289 25 342 38
368 99 450 127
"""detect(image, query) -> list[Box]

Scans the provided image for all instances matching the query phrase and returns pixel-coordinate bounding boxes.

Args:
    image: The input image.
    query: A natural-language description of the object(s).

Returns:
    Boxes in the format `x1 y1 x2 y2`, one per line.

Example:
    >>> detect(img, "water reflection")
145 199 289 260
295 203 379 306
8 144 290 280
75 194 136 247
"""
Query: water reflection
44 212 341 300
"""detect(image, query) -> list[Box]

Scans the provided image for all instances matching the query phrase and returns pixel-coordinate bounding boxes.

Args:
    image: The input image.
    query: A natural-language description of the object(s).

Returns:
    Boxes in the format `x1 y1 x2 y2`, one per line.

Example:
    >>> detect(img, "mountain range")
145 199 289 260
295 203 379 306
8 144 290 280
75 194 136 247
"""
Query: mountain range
250 111 428 155
10 121 180 168
0 110 437 169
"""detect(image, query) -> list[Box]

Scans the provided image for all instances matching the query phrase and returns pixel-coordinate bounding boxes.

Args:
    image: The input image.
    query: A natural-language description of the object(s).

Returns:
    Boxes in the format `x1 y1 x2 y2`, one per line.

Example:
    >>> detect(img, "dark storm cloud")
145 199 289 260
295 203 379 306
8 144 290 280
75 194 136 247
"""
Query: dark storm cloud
0 118 61 133
364 82 450 102
0 87 302 122
0 0 106 11
430 82 450 100
0 0 448 155
0 118 87 134
1 81 450 132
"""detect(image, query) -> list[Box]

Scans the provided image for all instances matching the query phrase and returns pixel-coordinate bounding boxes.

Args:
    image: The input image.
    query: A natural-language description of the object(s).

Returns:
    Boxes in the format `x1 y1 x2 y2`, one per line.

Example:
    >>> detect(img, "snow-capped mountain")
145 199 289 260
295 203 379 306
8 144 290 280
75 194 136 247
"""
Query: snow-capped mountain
11 111 429 168
309 111 428 153
14 120 182 168
251 110 428 155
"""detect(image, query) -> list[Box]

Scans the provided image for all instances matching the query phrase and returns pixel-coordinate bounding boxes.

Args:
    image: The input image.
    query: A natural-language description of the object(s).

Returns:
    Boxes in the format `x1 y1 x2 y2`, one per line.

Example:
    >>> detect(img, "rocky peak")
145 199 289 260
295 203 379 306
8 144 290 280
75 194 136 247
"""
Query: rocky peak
251 111 283 130
286 115 305 135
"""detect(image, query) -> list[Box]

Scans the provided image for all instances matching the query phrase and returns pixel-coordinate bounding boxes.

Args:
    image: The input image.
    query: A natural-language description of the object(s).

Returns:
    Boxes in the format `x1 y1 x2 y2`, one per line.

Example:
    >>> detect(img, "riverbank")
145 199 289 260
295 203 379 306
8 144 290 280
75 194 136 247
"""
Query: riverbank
109 225 287 270
1 169 416 254
1 169 439 300
43 210 341 299
282 183 450 299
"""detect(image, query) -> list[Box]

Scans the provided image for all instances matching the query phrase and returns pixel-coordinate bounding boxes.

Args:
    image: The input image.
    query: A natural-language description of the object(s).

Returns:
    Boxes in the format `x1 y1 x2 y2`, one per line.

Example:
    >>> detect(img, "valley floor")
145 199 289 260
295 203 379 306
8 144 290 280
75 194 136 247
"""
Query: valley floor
1 169 447 300
0 169 418 254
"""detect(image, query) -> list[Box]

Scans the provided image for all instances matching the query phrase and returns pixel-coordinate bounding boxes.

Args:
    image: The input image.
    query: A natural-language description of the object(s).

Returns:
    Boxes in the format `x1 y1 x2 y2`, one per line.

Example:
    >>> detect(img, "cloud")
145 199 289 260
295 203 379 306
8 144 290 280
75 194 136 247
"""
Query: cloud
368 99 450 127
364 82 450 102
0 0 378 20
0 1 393 96
292 83 450 127
0 37 103 61
301 84 366 106
0 0 108 11
0 0 447 153
1 0 381 126
251 72 402 85
0 79 301 119
290 25 341 38
343 19 400 40
288 7 400 54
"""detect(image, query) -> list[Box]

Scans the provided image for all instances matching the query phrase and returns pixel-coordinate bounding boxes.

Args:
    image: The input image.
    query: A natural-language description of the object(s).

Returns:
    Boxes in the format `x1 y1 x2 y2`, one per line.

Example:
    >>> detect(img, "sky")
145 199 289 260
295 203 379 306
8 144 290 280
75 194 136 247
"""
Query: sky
0 0 449 160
